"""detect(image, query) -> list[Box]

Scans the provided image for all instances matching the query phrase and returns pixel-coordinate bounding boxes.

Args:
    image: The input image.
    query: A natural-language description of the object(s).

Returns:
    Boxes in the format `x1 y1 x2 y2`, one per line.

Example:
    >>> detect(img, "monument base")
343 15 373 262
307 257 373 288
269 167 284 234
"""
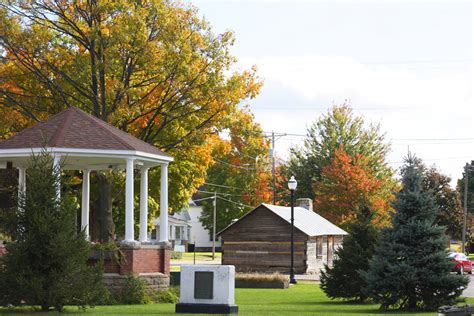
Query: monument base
175 303 238 314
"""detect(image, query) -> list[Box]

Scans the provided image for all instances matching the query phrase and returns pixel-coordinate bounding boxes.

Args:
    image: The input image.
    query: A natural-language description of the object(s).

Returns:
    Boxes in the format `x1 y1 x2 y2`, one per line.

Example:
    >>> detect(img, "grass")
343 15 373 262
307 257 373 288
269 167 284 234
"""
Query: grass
1 284 472 315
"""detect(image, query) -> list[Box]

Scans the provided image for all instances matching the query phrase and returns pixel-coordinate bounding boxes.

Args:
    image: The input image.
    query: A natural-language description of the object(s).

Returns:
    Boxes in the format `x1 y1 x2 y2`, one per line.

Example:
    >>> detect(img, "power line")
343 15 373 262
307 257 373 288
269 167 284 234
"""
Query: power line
361 59 472 65
204 182 244 190
212 157 270 170
216 195 253 209
388 156 473 165
197 189 235 196
263 131 474 142
197 189 270 198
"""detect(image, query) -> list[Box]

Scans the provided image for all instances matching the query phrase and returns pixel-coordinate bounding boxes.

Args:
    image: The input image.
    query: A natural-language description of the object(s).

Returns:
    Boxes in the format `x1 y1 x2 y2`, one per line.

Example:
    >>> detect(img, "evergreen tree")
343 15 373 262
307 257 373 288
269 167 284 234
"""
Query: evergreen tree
363 155 468 311
0 150 104 311
320 206 379 302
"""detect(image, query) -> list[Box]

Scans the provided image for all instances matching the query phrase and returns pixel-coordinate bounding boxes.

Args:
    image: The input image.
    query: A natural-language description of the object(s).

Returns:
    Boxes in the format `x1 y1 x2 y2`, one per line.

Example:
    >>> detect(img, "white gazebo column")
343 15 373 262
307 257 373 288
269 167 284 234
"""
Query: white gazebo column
159 163 169 242
53 155 61 200
18 166 26 208
125 158 135 242
139 167 149 243
81 169 91 240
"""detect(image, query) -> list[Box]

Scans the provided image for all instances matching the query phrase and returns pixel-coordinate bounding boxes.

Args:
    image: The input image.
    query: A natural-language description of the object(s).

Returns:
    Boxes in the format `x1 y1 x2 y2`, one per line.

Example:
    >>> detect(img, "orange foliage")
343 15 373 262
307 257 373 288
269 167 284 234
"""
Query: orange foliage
314 146 392 227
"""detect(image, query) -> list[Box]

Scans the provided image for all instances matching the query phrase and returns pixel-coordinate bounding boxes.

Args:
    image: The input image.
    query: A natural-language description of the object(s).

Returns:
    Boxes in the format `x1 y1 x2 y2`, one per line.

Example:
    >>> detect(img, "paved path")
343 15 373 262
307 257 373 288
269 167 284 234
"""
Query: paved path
463 274 474 297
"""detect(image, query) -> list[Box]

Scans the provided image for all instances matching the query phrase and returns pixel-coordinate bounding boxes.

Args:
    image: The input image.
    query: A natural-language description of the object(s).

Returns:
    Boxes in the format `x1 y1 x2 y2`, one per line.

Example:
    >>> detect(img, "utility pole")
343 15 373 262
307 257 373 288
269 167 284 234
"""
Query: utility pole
462 163 470 253
271 131 276 205
212 191 217 260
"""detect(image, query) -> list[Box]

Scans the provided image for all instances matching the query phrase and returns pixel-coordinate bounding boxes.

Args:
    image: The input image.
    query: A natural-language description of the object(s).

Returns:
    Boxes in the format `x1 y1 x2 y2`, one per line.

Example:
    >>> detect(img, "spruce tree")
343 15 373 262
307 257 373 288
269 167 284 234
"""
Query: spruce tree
363 155 468 311
320 206 379 302
0 150 104 311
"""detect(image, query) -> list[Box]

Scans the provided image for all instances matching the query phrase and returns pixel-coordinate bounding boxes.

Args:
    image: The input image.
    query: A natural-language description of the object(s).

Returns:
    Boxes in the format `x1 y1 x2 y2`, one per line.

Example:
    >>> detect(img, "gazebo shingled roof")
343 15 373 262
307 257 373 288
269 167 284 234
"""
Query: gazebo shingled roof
0 106 172 244
0 106 171 158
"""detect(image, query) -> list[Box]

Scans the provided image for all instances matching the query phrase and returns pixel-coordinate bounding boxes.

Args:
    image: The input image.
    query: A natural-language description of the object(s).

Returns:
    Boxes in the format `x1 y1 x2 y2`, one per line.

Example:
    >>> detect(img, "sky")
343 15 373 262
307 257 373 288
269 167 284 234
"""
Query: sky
192 0 473 185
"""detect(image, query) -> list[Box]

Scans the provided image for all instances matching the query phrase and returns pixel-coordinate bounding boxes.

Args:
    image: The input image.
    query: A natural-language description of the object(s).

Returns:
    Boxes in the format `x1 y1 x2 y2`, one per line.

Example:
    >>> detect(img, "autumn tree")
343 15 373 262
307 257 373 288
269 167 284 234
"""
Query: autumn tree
284 105 396 221
0 0 261 240
199 109 272 233
314 146 392 226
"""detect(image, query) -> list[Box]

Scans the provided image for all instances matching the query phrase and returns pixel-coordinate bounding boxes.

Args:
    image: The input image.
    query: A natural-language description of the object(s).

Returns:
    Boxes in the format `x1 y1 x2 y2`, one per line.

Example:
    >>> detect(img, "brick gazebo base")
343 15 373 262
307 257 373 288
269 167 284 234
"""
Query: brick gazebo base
88 243 172 294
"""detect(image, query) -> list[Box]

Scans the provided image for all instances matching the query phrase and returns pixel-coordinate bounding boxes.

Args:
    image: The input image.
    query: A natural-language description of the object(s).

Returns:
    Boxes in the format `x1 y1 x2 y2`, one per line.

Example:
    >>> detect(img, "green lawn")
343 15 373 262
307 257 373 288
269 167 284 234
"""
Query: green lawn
1 284 472 315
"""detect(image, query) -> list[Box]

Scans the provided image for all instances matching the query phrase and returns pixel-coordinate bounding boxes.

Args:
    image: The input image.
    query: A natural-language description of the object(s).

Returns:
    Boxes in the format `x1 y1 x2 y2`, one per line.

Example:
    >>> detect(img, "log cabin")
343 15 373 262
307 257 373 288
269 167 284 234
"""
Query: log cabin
218 199 347 274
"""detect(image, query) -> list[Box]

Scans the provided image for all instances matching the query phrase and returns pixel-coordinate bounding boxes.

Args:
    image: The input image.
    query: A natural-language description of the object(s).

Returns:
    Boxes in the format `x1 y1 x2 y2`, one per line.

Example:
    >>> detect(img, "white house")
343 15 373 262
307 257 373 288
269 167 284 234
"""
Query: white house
187 200 222 252
154 199 221 252
153 210 191 251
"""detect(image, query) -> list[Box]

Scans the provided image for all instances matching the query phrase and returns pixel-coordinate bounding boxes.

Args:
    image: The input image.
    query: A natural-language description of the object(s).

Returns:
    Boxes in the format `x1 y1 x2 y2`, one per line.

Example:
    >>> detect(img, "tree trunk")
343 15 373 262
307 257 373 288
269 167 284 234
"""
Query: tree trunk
97 172 115 242
408 295 417 310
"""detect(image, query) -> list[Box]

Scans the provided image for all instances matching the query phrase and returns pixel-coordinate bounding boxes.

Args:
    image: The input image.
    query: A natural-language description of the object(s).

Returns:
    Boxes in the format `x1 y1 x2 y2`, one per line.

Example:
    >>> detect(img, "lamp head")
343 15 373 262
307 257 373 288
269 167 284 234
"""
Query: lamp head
288 176 297 191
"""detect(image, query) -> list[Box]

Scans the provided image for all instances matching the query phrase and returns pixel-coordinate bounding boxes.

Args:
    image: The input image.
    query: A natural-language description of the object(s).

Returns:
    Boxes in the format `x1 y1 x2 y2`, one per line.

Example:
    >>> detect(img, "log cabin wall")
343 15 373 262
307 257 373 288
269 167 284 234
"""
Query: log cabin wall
221 205 308 273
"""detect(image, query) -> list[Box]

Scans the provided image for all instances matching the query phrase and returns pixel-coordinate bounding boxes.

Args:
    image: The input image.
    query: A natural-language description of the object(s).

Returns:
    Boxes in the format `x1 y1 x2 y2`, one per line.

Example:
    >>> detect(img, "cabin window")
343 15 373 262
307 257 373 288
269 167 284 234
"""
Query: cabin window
316 237 323 259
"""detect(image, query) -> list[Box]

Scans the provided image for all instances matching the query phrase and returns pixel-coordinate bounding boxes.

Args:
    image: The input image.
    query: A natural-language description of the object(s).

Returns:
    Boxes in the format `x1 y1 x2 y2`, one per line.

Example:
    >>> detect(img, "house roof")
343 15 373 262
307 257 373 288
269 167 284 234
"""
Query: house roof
218 203 348 237
154 210 192 227
0 107 172 158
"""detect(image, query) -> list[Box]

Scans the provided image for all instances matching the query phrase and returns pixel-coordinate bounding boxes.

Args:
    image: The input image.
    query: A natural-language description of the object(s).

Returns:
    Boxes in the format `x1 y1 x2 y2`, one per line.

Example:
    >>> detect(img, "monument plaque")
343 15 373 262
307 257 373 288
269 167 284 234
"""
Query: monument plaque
194 271 213 299
176 265 238 314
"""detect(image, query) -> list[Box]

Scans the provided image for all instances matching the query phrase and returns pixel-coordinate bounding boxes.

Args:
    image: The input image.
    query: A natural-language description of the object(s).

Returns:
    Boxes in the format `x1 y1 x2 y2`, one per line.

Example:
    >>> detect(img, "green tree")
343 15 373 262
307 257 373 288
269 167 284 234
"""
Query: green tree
320 206 379 302
0 0 261 241
363 155 468 311
199 109 272 233
0 150 104 311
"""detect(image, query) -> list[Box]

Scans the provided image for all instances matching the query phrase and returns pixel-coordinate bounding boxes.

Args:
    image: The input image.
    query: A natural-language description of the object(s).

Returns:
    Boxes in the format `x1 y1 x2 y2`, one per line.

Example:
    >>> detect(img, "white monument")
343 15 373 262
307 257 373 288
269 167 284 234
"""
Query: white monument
176 265 238 314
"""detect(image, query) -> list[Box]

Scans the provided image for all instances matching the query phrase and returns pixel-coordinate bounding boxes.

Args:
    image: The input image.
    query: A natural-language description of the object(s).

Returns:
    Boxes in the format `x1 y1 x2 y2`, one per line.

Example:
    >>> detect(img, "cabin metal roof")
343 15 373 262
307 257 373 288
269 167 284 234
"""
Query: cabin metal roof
218 203 348 237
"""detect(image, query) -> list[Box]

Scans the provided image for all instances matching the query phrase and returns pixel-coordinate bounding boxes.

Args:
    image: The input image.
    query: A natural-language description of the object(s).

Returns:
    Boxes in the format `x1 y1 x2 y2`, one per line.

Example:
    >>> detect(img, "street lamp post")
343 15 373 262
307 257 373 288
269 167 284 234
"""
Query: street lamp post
288 176 297 284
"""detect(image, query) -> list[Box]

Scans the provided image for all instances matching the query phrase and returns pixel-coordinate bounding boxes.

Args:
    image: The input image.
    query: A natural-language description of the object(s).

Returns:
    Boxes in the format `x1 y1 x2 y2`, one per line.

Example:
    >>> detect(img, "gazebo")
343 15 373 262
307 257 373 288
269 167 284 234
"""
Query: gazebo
0 107 173 287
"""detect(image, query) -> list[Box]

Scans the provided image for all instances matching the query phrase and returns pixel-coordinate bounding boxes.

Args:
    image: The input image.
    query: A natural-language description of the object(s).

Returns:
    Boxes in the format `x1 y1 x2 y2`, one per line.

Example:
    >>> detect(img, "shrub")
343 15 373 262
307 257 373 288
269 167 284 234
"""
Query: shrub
236 272 287 283
120 274 150 304
154 287 179 304
117 274 179 305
